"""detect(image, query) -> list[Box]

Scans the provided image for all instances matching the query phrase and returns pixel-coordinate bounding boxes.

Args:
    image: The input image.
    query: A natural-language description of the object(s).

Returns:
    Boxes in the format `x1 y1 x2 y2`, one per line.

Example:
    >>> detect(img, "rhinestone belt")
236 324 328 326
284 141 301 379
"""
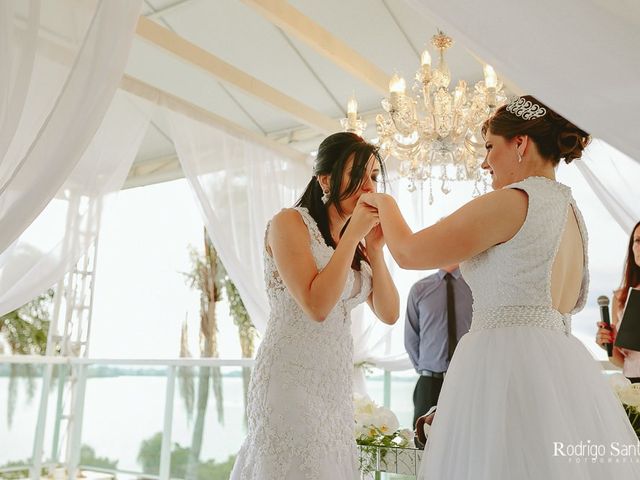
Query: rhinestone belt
470 305 571 335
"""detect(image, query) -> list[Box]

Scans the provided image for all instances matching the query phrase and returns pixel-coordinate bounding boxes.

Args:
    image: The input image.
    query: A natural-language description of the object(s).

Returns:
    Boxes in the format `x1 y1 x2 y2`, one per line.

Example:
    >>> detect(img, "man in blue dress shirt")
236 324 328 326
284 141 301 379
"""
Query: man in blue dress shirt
405 264 473 429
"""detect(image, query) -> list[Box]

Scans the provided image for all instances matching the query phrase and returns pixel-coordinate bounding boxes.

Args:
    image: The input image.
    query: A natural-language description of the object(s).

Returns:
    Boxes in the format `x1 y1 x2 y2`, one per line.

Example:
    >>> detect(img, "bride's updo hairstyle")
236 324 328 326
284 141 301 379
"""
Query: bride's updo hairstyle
295 132 386 270
482 95 591 165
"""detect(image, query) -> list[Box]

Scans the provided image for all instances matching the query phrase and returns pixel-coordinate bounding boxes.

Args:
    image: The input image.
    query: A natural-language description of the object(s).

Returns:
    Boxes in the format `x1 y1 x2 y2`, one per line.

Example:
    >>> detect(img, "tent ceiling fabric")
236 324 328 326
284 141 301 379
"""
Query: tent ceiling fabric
127 0 489 185
130 0 639 188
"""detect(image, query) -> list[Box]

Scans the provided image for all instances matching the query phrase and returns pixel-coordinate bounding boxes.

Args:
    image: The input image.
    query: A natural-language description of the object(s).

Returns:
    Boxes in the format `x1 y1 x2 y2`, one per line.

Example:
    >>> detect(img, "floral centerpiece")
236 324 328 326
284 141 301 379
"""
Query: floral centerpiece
354 394 414 474
609 373 640 439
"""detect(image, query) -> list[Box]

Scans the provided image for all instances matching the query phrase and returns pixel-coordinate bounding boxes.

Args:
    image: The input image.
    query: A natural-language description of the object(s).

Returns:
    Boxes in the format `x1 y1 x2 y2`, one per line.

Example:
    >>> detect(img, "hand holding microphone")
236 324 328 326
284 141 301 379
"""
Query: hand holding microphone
597 295 614 357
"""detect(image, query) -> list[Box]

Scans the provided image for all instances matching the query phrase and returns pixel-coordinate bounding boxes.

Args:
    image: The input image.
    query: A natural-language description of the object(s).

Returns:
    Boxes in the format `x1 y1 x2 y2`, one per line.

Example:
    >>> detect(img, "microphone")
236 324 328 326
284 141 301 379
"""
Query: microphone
598 295 613 357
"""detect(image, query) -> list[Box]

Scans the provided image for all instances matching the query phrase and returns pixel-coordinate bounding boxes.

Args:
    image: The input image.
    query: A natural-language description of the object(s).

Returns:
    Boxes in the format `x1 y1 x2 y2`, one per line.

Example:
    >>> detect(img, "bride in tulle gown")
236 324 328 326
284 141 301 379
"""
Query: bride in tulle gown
229 132 399 480
361 96 640 478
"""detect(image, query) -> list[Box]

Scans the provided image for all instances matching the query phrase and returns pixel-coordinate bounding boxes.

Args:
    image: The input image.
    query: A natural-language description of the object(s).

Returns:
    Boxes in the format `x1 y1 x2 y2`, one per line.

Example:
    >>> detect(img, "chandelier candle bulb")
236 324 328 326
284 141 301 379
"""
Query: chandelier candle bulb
389 74 406 110
347 95 358 125
341 95 367 135
389 74 406 93
483 65 498 88
484 64 498 106
421 50 432 66
420 50 432 81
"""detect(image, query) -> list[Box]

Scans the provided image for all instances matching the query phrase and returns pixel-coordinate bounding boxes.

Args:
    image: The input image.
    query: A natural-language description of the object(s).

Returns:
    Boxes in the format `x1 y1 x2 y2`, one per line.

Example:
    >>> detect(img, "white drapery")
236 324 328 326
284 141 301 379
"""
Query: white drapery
0 91 153 317
0 0 142 256
167 109 310 333
577 140 640 234
407 0 640 162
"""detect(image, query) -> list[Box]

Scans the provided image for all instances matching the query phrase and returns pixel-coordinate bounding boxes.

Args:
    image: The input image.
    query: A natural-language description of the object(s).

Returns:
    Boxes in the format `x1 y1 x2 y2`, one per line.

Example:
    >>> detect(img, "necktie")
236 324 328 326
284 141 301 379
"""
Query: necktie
445 273 457 361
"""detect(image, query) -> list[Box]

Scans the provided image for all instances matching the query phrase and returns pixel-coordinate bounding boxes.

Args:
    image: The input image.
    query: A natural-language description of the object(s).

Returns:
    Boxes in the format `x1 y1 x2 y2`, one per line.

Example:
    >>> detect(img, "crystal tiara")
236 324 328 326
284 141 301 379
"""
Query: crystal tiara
506 97 547 120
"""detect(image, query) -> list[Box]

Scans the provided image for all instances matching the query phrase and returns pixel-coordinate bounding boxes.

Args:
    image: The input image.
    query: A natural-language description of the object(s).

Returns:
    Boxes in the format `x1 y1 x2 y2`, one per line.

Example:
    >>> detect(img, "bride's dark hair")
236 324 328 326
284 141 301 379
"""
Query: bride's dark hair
482 95 591 165
295 132 386 270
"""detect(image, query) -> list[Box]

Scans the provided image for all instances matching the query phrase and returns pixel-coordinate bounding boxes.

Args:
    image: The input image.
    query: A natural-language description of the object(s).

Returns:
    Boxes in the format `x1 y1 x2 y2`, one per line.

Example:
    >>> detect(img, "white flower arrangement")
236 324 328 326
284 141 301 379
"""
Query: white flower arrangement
354 394 414 475
354 393 413 446
609 373 640 438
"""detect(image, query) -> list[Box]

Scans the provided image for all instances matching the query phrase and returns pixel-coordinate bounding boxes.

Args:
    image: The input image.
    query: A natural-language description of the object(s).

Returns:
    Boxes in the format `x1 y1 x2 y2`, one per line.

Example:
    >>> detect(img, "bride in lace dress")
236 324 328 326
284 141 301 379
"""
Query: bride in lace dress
230 132 399 480
361 96 640 478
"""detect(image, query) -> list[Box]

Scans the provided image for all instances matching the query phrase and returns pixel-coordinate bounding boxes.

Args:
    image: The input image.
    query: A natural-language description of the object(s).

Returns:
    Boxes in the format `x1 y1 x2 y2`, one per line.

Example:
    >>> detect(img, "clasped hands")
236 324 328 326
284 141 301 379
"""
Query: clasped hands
354 193 388 251
358 192 386 210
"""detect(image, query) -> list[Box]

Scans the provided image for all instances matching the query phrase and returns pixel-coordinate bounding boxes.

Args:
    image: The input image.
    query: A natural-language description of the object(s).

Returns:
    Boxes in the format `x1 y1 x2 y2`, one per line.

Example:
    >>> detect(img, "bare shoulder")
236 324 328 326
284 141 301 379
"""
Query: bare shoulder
271 208 305 230
268 208 319 284
439 188 529 253
450 188 528 226
473 188 528 211
268 208 309 246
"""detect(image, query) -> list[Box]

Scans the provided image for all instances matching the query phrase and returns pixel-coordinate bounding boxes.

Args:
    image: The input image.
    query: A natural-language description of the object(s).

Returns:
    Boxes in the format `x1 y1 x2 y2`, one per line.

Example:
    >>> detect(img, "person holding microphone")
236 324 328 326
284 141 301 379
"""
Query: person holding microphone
597 221 640 381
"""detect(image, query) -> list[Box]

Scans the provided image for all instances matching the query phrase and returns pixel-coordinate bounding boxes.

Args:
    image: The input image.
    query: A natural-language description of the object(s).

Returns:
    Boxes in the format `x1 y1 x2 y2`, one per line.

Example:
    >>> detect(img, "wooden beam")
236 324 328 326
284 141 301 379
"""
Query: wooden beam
241 0 390 94
135 16 339 133
119 74 309 163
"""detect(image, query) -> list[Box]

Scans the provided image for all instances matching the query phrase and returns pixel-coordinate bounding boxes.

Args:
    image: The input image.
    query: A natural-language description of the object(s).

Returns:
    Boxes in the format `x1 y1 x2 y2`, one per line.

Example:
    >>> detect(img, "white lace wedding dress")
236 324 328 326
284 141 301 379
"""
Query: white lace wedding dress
230 207 372 480
418 177 640 479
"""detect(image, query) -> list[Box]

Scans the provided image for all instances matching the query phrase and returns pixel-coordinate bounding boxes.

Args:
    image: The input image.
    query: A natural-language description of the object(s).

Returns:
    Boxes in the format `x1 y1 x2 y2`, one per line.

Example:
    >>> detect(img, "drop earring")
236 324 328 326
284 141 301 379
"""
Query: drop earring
321 190 330 204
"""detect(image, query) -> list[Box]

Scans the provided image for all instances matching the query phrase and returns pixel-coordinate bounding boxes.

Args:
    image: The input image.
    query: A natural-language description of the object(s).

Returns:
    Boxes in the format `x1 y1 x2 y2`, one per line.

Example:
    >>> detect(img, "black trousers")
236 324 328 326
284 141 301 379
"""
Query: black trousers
412 375 443 429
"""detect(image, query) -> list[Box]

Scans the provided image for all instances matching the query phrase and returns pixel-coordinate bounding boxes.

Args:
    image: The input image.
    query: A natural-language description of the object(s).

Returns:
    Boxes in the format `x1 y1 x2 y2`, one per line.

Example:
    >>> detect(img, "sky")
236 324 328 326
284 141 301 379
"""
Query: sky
89 179 245 359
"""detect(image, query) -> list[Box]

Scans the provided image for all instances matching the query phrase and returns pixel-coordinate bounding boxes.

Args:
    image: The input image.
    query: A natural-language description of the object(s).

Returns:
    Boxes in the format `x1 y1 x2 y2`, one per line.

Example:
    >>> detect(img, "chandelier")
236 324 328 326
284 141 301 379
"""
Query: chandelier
375 31 507 201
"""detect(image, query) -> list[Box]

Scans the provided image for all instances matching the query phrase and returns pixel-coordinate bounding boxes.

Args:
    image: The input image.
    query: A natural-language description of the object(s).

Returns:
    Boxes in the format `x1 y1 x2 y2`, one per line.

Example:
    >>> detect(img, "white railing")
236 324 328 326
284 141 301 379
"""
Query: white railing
0 356 255 480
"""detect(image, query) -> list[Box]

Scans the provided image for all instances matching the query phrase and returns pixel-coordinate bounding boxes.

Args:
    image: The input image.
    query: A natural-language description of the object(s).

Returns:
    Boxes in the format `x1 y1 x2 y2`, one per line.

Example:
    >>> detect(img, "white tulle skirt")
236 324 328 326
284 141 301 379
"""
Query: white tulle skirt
419 325 640 479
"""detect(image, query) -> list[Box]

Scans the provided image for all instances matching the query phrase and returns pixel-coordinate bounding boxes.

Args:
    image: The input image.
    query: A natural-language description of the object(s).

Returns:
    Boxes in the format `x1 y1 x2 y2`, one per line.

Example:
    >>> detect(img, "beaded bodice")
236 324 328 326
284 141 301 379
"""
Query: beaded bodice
461 177 589 335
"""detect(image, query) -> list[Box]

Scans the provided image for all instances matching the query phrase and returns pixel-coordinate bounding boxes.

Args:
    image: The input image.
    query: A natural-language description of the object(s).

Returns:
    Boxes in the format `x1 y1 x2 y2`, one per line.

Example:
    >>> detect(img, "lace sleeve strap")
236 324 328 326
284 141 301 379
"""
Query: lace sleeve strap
293 207 325 246
264 220 272 255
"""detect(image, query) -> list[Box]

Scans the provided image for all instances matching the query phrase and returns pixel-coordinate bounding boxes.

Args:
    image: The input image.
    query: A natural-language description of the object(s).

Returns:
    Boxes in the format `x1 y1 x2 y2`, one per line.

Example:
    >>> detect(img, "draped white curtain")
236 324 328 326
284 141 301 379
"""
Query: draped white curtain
407 0 640 162
0 91 153 317
577 140 640 234
166 109 310 333
0 0 142 256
